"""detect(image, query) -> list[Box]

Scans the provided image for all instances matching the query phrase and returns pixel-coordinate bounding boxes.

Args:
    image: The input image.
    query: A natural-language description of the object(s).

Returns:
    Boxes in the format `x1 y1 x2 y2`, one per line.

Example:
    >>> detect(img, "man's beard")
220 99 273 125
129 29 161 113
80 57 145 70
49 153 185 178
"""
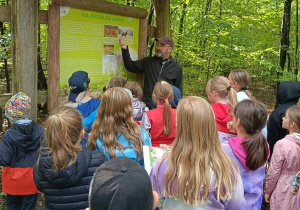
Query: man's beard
156 52 162 57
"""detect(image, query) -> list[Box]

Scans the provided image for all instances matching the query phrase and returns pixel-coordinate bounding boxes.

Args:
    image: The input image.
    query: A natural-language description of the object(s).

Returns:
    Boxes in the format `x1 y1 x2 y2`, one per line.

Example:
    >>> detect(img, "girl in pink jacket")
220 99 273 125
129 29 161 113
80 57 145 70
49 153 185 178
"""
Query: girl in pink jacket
265 105 300 209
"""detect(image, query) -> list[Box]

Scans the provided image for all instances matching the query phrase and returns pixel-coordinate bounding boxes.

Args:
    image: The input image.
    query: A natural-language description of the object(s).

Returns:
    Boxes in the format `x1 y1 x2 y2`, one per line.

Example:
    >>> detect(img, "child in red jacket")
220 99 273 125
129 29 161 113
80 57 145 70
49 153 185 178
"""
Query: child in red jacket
141 81 177 147
2 92 44 209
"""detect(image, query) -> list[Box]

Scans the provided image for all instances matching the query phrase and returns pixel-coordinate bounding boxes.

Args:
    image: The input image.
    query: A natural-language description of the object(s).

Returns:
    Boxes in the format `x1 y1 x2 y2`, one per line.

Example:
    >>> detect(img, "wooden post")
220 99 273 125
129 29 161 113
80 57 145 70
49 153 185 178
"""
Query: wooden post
11 0 38 120
153 0 170 38
48 4 60 111
138 19 148 87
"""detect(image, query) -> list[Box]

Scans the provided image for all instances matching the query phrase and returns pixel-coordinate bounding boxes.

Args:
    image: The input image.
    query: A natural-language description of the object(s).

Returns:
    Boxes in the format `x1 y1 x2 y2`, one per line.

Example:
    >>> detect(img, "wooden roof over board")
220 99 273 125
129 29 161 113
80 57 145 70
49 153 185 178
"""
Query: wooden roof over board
52 0 148 19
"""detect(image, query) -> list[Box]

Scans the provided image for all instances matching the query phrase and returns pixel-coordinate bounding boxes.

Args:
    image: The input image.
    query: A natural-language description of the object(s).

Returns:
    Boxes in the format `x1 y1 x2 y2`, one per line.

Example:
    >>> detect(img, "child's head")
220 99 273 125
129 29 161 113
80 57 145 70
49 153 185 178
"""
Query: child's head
229 69 256 101
233 100 268 170
89 157 153 210
228 69 250 91
283 105 300 133
206 76 237 110
163 96 239 205
153 81 174 136
103 75 127 92
68 71 90 102
46 107 83 172
88 87 143 159
125 81 143 100
153 81 174 103
5 92 31 122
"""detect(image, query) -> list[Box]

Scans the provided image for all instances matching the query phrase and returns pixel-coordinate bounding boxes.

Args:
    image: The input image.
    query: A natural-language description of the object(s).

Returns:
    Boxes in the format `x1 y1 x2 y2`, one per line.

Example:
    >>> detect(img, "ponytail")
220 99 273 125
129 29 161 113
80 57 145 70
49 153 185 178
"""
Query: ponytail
45 107 82 172
228 87 238 112
234 100 268 171
163 99 172 136
244 89 256 101
152 81 174 137
242 132 268 170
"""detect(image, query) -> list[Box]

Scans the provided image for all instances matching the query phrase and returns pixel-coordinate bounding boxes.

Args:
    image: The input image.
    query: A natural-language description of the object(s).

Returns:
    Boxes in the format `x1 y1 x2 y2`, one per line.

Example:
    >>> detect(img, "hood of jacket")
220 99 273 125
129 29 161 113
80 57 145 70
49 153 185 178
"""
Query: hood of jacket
287 134 300 145
5 120 44 152
278 81 300 105
229 137 270 171
211 103 235 134
38 147 92 188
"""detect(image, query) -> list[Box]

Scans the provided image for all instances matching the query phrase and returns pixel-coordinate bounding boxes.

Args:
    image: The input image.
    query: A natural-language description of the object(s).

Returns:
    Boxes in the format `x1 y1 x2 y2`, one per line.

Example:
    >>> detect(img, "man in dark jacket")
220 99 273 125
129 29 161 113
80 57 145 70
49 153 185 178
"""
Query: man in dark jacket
267 81 300 157
119 36 183 109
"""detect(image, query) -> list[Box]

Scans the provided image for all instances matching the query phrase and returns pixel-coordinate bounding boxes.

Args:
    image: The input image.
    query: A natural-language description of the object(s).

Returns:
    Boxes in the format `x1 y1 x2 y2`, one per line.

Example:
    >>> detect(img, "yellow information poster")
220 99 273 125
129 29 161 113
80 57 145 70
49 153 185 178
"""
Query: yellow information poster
60 7 139 92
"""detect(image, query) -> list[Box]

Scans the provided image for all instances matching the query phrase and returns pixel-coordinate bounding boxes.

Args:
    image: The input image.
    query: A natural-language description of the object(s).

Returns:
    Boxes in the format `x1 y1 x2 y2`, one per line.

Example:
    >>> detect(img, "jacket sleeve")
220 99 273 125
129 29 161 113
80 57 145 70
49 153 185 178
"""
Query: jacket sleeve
265 140 284 195
33 164 41 192
174 66 183 96
0 134 14 166
121 47 145 74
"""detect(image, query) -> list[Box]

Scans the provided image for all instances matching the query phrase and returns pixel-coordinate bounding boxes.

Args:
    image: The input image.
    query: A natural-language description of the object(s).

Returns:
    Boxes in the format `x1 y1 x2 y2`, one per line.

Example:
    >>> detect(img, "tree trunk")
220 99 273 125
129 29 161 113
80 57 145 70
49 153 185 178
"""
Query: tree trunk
12 0 38 120
153 0 170 38
279 0 292 76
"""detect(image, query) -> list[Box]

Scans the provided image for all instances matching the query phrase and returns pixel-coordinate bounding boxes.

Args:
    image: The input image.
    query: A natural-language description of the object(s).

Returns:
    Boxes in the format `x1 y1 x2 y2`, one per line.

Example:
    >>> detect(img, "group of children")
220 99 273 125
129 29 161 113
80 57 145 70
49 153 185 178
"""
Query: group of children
0 69 300 210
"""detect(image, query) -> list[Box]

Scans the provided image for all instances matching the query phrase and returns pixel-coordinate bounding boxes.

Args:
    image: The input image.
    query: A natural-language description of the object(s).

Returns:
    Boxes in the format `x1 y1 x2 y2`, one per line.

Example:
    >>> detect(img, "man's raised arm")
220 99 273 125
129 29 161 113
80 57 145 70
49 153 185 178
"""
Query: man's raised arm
119 37 144 74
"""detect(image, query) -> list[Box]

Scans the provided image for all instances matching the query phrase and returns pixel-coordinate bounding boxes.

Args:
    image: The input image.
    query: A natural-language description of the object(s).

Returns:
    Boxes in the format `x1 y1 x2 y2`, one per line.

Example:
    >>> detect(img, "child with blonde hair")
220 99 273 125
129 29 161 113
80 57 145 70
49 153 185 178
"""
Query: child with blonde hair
33 107 107 209
222 100 269 209
265 105 300 210
141 81 176 147
150 96 245 209
206 76 237 143
88 87 151 166
228 69 268 139
228 69 256 101
125 81 149 121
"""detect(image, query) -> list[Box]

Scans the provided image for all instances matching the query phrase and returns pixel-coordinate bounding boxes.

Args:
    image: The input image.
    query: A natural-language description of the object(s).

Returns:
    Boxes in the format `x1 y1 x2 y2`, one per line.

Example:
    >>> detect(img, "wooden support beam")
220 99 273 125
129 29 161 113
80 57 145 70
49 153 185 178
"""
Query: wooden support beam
51 0 147 19
0 5 10 22
0 91 48 108
153 0 170 38
39 10 48 24
0 6 48 24
138 19 148 87
48 4 60 111
11 0 38 120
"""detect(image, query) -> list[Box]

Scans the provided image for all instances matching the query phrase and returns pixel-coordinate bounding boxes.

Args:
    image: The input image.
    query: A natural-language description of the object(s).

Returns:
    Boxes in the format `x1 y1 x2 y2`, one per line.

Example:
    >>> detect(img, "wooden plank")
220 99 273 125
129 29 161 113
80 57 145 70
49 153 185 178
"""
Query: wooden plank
137 19 148 87
0 5 10 22
0 91 48 108
52 0 147 19
48 4 60 111
11 0 38 120
0 6 48 24
39 10 48 24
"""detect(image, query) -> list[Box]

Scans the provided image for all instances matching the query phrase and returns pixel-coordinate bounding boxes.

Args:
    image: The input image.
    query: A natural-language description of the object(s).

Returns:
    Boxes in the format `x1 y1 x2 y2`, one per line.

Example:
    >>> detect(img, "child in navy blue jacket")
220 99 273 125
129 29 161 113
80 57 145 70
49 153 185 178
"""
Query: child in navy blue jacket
1 92 44 210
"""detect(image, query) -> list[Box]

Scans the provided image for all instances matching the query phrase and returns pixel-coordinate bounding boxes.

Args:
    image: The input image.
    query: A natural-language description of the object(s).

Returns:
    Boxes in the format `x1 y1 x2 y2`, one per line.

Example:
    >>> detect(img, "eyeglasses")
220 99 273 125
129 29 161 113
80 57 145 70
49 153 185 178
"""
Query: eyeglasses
155 42 170 48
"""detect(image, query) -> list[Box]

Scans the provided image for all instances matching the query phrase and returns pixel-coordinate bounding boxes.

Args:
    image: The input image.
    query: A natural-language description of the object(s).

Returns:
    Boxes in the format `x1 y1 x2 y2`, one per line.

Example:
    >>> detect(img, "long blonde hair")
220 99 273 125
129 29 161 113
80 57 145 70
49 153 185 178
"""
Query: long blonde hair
229 69 256 101
206 76 238 111
153 81 174 136
88 87 143 160
162 96 239 205
44 107 82 172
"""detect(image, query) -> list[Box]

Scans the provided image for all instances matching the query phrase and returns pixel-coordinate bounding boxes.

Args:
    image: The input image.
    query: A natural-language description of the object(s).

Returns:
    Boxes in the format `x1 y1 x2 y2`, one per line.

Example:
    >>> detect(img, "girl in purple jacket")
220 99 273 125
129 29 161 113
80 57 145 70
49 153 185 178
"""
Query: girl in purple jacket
222 100 269 210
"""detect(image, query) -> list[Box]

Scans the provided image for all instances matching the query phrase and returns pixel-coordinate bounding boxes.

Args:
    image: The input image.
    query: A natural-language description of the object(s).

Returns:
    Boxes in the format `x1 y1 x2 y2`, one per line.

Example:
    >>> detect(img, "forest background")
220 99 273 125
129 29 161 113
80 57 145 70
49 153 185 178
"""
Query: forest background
0 0 299 110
